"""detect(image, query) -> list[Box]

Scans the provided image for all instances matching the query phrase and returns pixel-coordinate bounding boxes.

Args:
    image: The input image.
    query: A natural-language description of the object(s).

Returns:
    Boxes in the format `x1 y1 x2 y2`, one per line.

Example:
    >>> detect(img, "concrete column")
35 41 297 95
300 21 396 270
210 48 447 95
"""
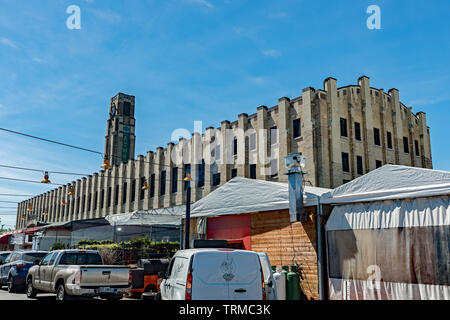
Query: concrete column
164 143 174 207
176 139 187 205
48 190 55 223
389 88 402 165
256 106 269 180
417 112 432 168
220 120 232 184
124 162 134 213
135 155 144 211
191 132 202 202
117 164 125 214
346 88 356 179
359 76 375 172
379 90 388 165
80 178 86 218
237 113 249 178
277 97 291 182
143 151 154 209
153 147 164 208
111 167 118 214
323 79 341 187
203 127 215 194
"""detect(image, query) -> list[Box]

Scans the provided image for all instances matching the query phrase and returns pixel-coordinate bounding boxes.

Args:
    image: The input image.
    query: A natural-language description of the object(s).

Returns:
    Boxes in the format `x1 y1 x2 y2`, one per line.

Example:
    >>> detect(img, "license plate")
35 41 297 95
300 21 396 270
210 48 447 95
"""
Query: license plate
97 287 117 294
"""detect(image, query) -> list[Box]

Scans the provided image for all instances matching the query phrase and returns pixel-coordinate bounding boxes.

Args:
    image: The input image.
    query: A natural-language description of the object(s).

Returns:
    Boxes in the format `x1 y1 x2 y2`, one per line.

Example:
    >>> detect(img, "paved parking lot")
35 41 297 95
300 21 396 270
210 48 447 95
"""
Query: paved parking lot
0 287 137 300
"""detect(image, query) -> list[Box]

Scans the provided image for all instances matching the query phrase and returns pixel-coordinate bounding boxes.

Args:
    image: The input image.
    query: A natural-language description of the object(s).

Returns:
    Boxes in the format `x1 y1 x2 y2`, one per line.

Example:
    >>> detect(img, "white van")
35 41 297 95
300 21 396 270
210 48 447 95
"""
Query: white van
257 252 278 300
159 248 266 300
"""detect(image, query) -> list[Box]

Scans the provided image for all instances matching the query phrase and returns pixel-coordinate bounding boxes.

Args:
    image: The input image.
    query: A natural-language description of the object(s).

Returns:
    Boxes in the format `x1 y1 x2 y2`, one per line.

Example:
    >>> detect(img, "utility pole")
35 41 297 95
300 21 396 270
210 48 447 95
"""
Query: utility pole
184 174 192 249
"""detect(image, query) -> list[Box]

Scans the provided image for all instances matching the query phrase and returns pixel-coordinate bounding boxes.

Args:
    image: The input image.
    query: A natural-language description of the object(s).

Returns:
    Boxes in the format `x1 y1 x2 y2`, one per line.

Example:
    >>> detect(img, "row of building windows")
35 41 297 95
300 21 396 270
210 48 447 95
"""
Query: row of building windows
340 118 420 156
342 152 385 174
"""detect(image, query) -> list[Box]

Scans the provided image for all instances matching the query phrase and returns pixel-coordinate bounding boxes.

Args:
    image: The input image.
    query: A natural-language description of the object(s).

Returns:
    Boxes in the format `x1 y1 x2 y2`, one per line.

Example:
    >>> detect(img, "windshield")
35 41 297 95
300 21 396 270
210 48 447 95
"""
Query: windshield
59 253 103 265
0 253 10 263
22 252 48 263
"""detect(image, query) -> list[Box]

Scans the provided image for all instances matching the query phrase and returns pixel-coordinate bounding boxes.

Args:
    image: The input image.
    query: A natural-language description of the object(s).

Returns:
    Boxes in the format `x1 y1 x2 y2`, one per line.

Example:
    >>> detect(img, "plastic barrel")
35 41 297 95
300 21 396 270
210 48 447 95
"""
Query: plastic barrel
286 265 300 300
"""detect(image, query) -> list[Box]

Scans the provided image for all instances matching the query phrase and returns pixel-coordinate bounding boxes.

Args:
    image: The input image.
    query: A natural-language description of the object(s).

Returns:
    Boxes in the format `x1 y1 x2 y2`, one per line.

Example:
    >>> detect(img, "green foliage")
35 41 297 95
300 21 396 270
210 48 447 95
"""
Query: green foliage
50 242 66 251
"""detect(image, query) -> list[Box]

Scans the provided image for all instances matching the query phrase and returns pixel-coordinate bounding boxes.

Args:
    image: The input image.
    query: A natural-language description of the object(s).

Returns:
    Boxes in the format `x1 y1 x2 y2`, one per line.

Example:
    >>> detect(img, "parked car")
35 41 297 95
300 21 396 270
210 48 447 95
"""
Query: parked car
26 249 131 300
0 250 48 293
159 248 268 300
257 252 278 300
0 252 11 265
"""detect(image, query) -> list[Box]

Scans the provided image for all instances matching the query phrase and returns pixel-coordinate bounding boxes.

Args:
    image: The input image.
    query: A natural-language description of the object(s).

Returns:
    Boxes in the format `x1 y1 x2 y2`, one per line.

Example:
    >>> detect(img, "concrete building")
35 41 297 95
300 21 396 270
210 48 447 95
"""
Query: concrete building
16 76 433 228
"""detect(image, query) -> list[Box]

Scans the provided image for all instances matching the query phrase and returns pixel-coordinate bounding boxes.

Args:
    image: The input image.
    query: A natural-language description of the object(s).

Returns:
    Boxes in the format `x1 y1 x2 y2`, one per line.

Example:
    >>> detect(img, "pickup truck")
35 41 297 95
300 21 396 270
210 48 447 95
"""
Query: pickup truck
26 249 131 300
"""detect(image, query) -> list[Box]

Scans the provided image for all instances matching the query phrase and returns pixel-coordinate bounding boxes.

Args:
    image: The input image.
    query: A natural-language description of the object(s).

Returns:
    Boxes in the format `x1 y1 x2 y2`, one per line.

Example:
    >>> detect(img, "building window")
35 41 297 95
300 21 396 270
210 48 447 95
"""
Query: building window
82 195 86 212
197 160 205 188
172 168 178 193
356 156 363 175
214 145 221 162
107 187 111 207
231 168 237 178
387 131 393 149
249 133 256 151
270 126 278 145
376 160 382 168
293 118 301 138
233 138 237 156
249 164 256 179
150 174 155 198
270 158 278 178
355 122 361 141
373 128 381 146
94 192 98 210
131 179 136 202
123 101 131 116
212 173 221 186
342 152 350 172
160 171 166 196
415 140 420 156
183 164 191 190
403 137 409 153
139 177 145 200
122 182 127 204
100 189 104 209
340 118 348 137
114 185 119 206
77 197 80 214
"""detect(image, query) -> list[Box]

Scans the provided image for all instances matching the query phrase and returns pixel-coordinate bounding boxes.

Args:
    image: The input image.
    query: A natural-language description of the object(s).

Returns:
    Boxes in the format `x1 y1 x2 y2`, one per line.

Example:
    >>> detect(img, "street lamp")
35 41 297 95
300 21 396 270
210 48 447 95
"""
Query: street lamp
184 173 192 249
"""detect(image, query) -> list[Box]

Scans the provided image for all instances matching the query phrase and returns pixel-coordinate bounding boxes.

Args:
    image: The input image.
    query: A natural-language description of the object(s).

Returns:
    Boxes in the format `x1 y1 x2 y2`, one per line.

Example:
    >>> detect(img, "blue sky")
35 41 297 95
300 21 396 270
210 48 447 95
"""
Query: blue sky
0 0 449 228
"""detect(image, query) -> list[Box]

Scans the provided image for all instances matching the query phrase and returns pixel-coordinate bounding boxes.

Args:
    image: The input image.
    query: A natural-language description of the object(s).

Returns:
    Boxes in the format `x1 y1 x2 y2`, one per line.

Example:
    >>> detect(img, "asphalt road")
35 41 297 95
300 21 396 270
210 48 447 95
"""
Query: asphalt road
0 286 137 301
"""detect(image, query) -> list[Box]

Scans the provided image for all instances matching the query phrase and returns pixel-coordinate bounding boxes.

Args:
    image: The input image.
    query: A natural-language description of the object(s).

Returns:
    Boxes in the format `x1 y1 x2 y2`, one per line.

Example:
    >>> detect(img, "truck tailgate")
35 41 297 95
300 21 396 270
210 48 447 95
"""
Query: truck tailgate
78 265 130 287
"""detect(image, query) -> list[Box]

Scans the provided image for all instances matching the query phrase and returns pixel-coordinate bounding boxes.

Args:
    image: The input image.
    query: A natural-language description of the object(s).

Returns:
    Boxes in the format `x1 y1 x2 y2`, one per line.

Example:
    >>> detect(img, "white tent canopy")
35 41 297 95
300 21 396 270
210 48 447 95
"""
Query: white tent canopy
321 165 450 205
105 206 185 226
190 177 331 218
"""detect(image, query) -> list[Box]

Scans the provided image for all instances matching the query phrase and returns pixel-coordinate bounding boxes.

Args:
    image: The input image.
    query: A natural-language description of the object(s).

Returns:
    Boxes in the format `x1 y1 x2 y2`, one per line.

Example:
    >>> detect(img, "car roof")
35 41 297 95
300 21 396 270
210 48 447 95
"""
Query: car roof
174 248 259 258
51 249 99 254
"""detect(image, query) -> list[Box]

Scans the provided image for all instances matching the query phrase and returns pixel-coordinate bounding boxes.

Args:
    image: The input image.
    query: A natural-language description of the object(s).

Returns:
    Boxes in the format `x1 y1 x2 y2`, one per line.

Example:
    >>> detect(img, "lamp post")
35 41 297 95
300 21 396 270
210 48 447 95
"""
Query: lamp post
184 174 192 249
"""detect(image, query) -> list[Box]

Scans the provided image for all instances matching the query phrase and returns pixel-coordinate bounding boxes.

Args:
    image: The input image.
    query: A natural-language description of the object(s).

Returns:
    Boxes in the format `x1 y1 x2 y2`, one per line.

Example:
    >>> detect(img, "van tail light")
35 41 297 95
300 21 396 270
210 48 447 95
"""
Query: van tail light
16 263 25 269
129 270 133 284
185 270 192 300
261 267 266 300
74 270 82 284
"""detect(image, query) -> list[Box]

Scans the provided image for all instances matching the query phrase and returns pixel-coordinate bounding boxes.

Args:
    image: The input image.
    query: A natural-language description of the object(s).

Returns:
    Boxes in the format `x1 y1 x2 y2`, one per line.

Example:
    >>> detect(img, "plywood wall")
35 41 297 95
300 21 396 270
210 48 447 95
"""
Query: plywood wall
251 208 319 300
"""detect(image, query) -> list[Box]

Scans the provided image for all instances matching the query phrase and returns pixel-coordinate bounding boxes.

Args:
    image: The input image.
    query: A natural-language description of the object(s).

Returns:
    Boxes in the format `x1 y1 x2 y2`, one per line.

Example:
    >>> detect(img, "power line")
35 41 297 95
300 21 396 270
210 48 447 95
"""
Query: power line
0 200 18 204
0 194 34 197
0 127 103 156
0 176 65 186
0 127 174 168
0 164 90 176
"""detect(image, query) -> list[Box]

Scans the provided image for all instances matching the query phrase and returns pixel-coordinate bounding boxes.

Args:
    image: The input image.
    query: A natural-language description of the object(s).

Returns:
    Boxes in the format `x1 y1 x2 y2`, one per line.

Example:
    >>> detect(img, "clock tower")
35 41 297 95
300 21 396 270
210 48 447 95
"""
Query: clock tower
104 92 136 166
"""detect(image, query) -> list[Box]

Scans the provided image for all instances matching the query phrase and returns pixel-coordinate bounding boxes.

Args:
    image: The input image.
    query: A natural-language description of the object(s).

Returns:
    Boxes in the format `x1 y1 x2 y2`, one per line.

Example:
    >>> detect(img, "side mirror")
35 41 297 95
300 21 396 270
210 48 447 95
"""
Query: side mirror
267 281 273 288
0 261 3 265
158 271 167 279
33 260 40 265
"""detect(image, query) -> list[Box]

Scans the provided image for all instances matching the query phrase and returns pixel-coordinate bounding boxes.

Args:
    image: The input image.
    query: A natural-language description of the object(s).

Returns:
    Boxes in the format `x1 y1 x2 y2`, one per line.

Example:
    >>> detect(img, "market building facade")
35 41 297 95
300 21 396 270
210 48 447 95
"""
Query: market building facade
16 75 432 228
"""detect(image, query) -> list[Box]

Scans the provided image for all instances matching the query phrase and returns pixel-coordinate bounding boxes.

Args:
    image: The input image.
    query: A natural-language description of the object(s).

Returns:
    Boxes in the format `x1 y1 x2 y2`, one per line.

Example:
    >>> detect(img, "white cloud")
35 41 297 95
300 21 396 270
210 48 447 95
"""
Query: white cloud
248 76 265 85
186 0 214 8
32 57 44 63
0 37 17 49
91 9 122 23
262 49 281 57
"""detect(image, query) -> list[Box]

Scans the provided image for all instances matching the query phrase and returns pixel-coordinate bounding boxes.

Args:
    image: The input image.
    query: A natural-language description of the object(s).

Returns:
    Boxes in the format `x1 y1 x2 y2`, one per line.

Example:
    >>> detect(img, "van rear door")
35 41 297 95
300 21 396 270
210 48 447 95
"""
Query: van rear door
191 251 229 300
227 251 262 300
